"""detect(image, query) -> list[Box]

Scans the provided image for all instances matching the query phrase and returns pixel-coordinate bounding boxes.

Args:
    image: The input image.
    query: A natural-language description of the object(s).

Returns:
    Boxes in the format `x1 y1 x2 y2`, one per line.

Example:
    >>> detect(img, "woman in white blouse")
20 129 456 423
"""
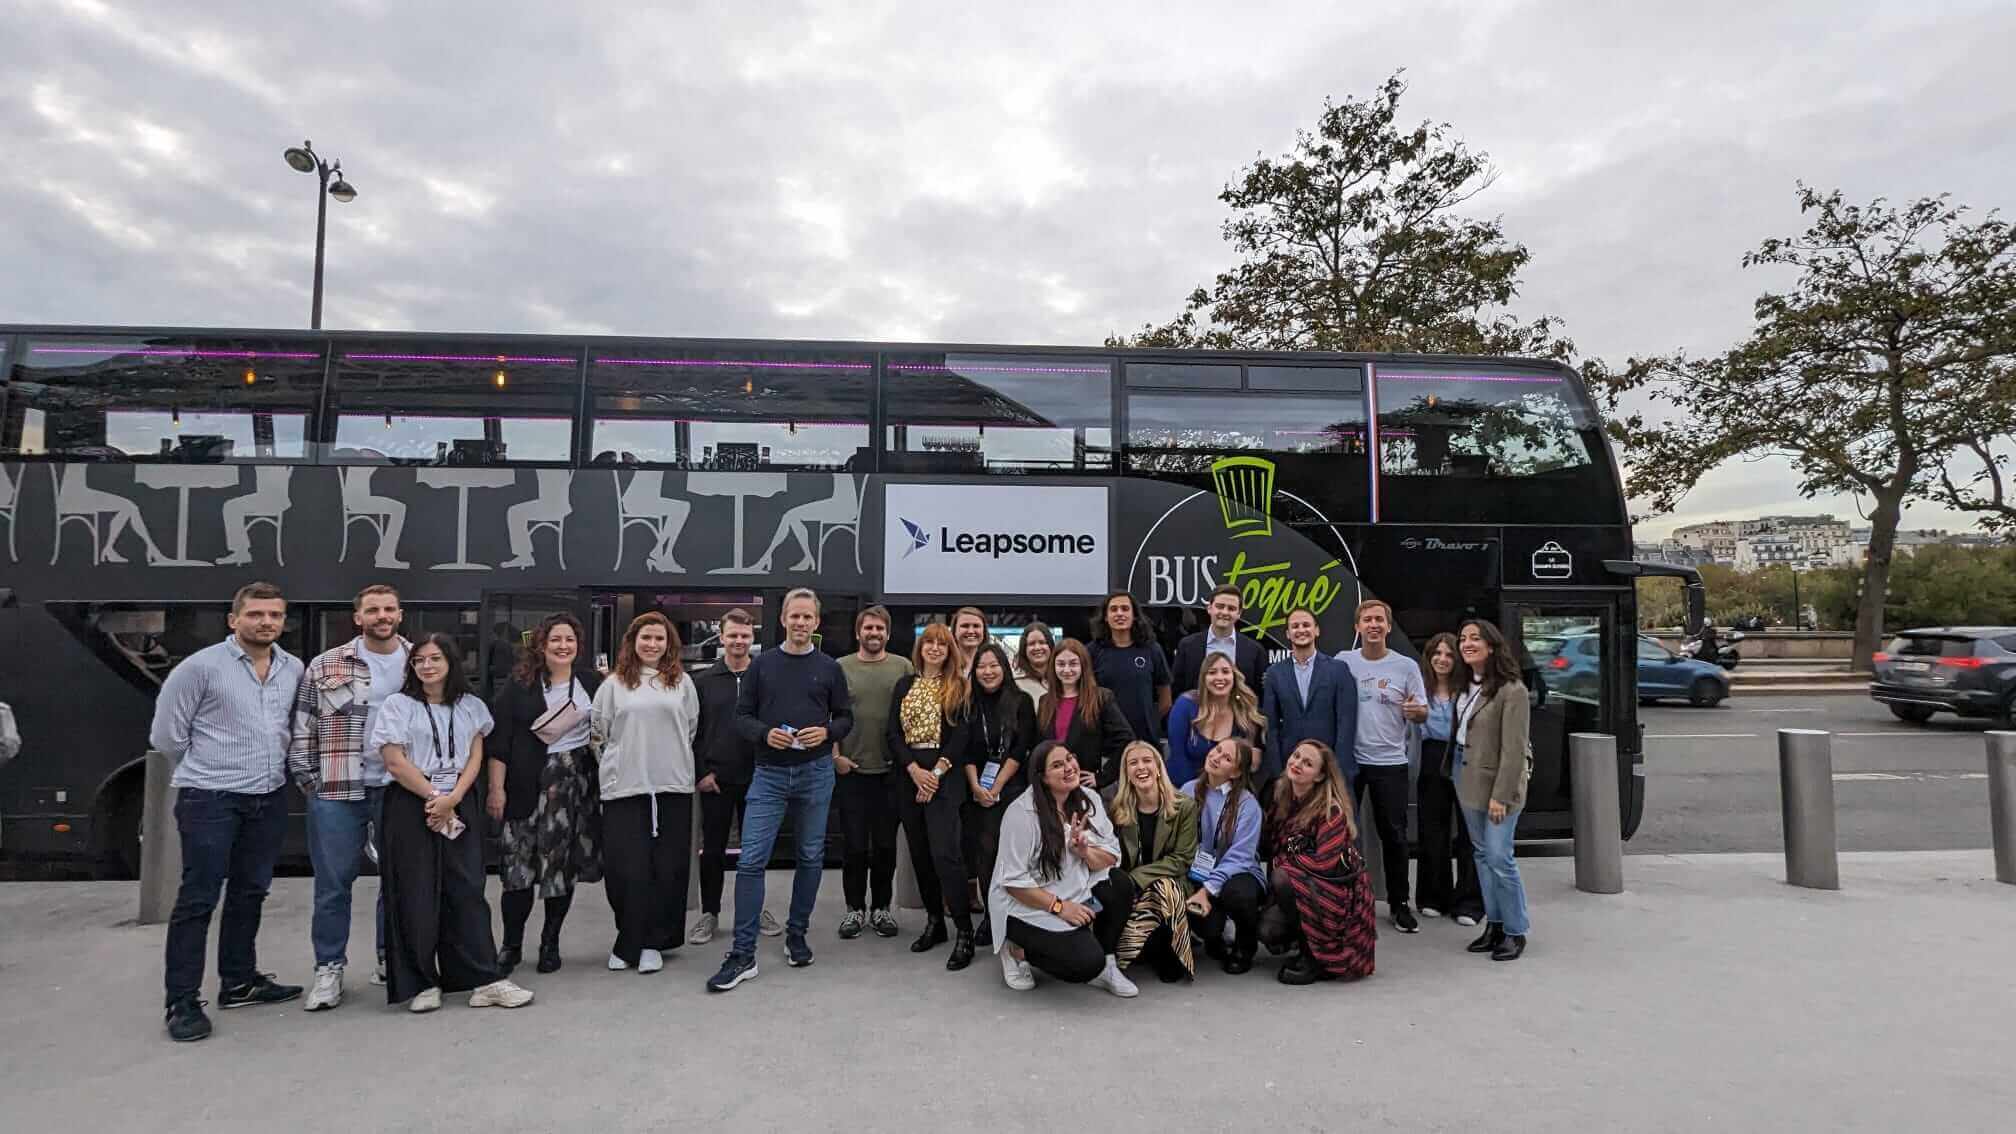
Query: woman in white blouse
371 634 533 1013
988 739 1138 997
591 612 700 975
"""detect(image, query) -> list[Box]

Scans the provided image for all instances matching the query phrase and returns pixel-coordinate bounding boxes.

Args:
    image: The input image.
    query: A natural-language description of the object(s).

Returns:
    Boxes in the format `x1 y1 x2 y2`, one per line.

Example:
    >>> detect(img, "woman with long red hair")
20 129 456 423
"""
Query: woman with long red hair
887 622 978 968
590 612 699 975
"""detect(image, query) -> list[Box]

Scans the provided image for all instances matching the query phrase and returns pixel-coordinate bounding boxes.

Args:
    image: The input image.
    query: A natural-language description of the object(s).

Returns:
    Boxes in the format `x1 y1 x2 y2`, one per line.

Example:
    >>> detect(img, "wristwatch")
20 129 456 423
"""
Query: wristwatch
1049 897 1063 916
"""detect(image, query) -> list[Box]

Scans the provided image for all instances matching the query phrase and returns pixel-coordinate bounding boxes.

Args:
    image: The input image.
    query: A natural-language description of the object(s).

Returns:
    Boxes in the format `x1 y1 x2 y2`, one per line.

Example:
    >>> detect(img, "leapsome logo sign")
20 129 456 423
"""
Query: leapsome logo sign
882 483 1108 597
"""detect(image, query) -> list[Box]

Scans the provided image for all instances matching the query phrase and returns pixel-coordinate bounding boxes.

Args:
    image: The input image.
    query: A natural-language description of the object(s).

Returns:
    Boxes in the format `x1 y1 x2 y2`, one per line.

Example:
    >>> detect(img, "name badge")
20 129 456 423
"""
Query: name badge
1189 849 1218 881
980 761 1002 792
429 768 460 794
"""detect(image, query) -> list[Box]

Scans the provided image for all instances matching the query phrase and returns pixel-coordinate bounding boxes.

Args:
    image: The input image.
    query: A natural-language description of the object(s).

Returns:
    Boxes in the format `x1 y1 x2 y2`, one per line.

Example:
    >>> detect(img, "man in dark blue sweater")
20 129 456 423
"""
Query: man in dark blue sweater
708 588 854 992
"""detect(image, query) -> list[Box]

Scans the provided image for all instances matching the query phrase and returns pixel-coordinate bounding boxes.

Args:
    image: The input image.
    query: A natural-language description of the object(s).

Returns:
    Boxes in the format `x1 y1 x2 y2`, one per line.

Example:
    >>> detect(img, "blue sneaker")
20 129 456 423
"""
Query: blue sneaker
706 952 758 992
784 934 814 968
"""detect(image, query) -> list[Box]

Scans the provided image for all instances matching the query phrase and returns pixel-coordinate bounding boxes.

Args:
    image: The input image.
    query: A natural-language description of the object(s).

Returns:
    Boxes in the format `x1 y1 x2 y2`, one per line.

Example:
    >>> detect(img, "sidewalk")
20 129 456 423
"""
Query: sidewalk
1 852 2010 1132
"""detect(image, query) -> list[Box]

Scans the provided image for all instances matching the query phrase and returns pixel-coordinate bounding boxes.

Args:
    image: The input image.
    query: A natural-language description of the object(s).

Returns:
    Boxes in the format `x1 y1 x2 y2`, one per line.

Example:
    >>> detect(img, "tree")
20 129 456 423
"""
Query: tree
1111 73 1570 359
1591 187 2016 668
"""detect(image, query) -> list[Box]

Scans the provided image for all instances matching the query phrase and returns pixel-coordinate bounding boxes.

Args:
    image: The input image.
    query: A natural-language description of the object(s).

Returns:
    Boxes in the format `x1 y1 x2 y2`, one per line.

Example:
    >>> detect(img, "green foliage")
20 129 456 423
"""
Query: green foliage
1109 72 1571 359
1636 546 2016 631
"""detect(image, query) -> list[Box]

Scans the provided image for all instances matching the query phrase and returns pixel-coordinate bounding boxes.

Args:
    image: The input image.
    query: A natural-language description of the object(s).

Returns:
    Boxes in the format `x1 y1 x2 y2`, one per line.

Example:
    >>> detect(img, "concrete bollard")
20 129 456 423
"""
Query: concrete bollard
137 750 182 925
895 832 923 911
687 796 704 911
1570 732 1625 894
1359 813 1388 902
1778 729 1839 890
1989 732 2016 886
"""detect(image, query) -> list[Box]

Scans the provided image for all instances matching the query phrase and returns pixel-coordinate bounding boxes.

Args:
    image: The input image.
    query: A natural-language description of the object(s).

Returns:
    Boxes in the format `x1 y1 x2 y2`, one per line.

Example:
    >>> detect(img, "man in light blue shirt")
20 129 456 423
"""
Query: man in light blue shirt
150 582 304 1042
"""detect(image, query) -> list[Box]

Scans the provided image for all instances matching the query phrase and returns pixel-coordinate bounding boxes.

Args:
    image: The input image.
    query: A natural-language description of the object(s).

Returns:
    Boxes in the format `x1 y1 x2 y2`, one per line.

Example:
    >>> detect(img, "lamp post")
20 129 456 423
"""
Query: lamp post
282 141 358 330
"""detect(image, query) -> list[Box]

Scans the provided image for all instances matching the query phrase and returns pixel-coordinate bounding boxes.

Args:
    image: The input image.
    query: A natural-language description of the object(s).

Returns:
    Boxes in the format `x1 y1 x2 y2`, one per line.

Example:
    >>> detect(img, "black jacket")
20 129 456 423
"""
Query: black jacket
1170 631 1267 700
966 686 1039 800
694 663 758 785
886 673 976 771
1038 691 1135 789
488 669 603 822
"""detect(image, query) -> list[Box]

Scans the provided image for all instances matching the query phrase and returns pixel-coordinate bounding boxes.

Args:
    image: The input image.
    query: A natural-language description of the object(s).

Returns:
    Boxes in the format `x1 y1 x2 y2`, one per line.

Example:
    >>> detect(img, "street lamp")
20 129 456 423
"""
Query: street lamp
282 140 358 329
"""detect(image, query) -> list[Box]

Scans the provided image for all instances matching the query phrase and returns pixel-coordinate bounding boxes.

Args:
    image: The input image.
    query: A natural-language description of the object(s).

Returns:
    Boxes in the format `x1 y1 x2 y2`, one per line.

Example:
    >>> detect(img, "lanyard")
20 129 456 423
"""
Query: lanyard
977 700 1006 761
425 700 458 778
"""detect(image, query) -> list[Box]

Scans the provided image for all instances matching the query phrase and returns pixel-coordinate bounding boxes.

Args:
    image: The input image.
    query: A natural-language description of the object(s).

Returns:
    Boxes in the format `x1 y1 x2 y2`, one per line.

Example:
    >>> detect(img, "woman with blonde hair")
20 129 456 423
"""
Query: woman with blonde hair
1164 652 1266 786
1261 740 1376 984
1110 740 1200 982
887 622 977 968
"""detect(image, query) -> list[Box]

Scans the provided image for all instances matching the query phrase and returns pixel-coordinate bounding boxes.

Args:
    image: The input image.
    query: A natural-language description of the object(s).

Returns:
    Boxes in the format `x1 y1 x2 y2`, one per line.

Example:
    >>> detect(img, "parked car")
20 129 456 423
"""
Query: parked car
1870 627 2016 725
1531 633 1731 708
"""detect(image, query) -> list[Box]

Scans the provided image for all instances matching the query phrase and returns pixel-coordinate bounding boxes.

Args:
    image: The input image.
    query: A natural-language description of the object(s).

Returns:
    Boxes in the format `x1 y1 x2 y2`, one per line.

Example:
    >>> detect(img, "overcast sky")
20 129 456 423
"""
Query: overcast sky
3 0 2011 537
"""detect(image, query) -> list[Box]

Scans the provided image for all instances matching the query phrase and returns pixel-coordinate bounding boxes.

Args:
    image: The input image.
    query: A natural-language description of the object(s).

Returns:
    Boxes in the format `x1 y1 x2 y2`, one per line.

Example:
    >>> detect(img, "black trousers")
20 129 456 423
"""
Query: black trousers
1353 763 1413 907
601 792 693 965
836 769 903 911
960 788 1016 920
898 770 970 929
697 780 750 916
382 787 500 1004
1003 873 1135 982
1187 871 1265 959
1416 741 1484 918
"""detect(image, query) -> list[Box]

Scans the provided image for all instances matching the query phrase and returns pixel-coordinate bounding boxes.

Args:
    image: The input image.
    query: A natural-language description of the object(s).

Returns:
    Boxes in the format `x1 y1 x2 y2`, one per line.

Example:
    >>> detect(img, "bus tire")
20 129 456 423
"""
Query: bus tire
96 772 146 880
1688 678 1724 709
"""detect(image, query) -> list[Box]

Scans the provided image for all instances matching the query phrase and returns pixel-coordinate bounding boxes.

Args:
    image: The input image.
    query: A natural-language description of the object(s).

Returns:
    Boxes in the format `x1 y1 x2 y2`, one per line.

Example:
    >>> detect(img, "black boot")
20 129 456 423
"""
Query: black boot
946 928 976 971
910 917 948 953
1491 934 1527 962
496 944 522 974
1467 922 1505 954
1277 946 1331 986
972 917 992 949
536 921 564 974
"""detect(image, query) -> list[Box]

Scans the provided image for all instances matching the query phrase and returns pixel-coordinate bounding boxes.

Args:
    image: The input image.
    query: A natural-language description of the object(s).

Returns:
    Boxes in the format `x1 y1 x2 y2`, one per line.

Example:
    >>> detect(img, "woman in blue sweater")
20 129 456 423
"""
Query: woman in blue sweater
1165 653 1265 786
1180 738 1267 974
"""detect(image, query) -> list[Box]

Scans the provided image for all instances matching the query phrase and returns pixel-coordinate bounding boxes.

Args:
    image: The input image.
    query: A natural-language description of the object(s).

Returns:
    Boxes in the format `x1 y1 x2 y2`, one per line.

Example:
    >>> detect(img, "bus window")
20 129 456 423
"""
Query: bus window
1374 366 1616 523
48 602 307 697
587 348 871 471
315 605 478 672
328 345 578 465
1124 362 1239 389
1125 389 1371 522
5 337 323 462
884 354 1113 474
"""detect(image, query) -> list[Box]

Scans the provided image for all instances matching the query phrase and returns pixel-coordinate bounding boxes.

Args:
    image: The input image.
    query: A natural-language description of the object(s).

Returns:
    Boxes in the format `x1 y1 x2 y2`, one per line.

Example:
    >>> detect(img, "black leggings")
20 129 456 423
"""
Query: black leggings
1004 873 1135 983
960 793 1013 920
600 792 693 965
1187 872 1265 958
1417 741 1484 918
696 780 751 916
898 770 970 929
500 889 572 950
836 770 903 911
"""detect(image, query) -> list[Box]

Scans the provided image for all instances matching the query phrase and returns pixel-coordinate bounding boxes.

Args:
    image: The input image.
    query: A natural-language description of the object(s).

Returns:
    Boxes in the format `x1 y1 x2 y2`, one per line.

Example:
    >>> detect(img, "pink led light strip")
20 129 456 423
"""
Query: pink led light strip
345 353 575 364
32 346 321 359
889 364 1107 375
1378 374 1561 384
597 358 871 370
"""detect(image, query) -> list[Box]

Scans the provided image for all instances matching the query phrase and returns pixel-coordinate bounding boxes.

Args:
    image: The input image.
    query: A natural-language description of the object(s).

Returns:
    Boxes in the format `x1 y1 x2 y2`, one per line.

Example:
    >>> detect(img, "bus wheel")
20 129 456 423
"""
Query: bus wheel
97 775 145 880
1688 678 1724 708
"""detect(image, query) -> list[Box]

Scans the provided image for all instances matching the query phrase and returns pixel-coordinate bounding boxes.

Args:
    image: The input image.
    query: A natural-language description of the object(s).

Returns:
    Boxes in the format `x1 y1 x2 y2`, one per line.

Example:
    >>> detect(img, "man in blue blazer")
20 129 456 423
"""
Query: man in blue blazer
1258 607 1359 787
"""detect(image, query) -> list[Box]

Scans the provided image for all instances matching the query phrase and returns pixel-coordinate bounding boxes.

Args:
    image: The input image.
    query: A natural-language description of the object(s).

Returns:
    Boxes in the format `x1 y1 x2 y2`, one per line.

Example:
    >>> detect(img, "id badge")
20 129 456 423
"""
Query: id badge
980 761 1002 792
1189 849 1218 882
429 768 460 795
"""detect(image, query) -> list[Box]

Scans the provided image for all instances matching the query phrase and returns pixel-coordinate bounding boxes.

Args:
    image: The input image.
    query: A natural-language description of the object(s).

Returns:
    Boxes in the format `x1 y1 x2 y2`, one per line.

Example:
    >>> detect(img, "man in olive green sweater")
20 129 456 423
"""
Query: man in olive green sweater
835 606 913 939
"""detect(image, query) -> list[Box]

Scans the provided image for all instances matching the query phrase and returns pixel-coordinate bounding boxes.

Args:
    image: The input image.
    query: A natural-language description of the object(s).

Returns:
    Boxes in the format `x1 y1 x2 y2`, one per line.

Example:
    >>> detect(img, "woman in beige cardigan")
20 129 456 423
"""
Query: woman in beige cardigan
1454 619 1532 961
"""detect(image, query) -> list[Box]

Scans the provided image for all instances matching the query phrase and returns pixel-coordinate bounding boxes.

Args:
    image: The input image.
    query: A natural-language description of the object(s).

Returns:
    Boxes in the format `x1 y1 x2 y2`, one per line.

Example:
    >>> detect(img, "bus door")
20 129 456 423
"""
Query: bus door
477 589 592 698
1498 593 1622 832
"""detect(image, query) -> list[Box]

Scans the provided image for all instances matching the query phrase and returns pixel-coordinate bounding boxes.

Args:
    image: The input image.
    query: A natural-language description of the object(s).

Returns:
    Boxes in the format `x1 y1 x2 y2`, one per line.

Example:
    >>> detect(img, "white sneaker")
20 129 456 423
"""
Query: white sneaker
1000 947 1035 992
1454 914 1480 927
371 956 386 986
688 913 717 945
409 986 442 1013
759 910 784 937
1088 955 1139 998
638 948 664 974
1419 906 1445 919
304 962 343 1011
468 979 534 1008
607 952 630 971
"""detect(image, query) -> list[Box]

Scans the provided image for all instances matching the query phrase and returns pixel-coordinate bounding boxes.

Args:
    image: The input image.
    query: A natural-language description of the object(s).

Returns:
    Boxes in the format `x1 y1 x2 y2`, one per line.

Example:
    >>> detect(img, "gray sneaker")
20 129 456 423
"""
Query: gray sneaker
837 909 866 939
688 913 718 946
869 908 900 938
759 909 784 938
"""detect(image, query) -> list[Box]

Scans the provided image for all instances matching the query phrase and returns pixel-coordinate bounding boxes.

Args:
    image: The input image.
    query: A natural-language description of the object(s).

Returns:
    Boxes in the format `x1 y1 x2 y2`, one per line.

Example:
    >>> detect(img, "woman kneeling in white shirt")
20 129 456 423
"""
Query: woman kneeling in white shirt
591 612 701 974
372 634 532 1012
988 740 1138 996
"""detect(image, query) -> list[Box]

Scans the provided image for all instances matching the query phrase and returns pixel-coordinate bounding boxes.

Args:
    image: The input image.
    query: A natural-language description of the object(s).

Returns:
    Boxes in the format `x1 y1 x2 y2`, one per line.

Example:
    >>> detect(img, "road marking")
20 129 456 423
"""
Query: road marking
1834 731 1976 739
1646 733 1759 739
1834 772 1988 782
1742 708 1821 713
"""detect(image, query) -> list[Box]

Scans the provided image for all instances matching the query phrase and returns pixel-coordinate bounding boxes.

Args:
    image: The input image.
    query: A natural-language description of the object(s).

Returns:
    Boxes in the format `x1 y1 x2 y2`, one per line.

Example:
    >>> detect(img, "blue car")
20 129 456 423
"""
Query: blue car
1532 633 1730 708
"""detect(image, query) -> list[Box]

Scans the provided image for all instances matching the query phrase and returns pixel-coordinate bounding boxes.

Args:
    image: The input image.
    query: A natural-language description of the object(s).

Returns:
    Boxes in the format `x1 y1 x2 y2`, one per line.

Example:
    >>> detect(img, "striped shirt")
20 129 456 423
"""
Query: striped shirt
149 637 301 794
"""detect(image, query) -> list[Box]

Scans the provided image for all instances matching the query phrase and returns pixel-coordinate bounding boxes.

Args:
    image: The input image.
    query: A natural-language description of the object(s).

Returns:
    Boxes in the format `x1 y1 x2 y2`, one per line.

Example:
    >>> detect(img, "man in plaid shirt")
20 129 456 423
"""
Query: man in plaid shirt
288 584 410 1011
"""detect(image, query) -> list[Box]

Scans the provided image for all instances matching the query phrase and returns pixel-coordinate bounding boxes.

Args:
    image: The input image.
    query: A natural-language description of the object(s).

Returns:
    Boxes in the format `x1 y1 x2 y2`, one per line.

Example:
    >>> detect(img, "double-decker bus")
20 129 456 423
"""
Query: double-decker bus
0 325 1696 873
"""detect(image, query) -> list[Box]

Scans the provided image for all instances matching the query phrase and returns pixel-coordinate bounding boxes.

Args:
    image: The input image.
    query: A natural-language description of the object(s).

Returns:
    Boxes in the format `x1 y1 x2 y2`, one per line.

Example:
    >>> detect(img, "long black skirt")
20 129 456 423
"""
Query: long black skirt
382 787 501 1005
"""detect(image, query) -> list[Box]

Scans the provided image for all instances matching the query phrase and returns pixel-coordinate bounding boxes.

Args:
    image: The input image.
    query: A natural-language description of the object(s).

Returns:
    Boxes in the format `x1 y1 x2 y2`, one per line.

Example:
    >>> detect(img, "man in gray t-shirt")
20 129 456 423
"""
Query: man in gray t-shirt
1335 600 1428 933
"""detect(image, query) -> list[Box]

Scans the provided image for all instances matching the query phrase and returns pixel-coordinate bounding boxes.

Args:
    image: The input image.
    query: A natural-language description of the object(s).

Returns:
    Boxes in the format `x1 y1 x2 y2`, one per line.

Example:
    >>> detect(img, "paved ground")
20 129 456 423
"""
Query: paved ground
1630 694 2003 854
1 853 2011 1132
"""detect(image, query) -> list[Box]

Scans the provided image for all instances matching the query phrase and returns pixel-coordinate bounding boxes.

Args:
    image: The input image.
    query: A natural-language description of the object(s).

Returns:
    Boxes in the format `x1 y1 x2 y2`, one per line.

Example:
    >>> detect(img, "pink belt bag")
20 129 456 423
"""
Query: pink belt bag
531 676 587 747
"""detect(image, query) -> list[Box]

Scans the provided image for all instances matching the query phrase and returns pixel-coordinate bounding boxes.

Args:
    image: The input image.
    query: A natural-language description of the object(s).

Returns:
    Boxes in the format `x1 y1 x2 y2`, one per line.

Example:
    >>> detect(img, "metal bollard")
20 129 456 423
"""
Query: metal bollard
1989 732 2016 886
1570 733 1624 893
1778 729 1839 890
137 750 182 925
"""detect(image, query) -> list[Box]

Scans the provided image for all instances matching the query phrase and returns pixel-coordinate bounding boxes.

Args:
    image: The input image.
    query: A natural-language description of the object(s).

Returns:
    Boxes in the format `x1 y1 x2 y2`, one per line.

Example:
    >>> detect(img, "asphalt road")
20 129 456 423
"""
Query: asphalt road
1629 692 2003 854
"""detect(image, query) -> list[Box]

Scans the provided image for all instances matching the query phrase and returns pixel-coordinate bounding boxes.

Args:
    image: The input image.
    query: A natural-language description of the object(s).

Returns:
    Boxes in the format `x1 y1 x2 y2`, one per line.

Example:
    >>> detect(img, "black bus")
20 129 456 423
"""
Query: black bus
0 325 1683 874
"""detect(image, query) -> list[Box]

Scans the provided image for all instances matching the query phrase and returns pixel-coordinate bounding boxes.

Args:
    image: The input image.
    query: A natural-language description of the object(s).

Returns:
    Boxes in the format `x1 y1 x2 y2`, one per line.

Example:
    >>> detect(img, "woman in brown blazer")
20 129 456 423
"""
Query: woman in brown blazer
1454 618 1532 962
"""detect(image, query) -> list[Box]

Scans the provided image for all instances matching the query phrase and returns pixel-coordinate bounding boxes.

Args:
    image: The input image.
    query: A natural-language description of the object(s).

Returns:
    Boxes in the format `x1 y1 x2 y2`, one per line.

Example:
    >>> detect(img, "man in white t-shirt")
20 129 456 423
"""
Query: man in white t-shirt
1336 598 1428 934
288 584 411 1010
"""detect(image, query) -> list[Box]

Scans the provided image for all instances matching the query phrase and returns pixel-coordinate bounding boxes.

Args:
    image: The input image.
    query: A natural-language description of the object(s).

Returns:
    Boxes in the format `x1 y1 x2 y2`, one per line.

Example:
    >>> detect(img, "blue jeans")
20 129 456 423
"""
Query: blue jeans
304 788 387 967
731 760 835 956
1462 804 1530 937
164 787 288 1004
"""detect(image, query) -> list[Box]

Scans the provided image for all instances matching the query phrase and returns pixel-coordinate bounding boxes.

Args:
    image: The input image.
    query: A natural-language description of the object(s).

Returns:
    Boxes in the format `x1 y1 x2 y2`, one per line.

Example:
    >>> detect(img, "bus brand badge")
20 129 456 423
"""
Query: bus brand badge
1209 456 1274 539
1531 541 1574 580
898 517 932 558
